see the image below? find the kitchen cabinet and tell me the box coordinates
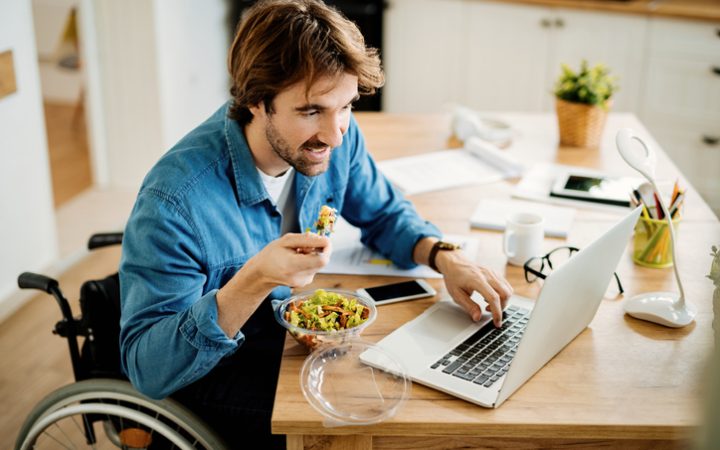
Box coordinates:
[383,0,647,113]
[640,17,720,214]
[463,2,647,112]
[382,0,466,113]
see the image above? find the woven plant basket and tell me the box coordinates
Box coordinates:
[555,98,610,148]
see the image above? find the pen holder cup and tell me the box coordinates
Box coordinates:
[632,215,681,268]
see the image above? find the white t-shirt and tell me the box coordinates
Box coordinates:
[257,167,298,234]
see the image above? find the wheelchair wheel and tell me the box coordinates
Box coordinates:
[15,378,227,450]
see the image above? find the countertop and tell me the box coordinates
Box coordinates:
[483,0,720,22]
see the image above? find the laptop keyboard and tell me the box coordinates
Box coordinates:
[430,305,530,388]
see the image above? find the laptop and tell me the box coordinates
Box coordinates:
[360,206,642,408]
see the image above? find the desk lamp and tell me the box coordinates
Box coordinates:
[616,128,696,327]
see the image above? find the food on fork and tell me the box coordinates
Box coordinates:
[314,205,337,236]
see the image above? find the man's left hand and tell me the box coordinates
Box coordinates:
[436,250,513,327]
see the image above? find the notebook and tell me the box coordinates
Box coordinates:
[360,207,642,408]
[470,198,576,238]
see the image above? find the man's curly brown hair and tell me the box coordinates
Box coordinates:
[227,0,385,124]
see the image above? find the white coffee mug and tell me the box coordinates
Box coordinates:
[503,212,544,266]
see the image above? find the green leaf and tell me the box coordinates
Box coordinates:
[553,60,618,106]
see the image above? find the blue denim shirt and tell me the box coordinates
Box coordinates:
[119,103,441,399]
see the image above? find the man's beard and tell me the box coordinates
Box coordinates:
[265,119,331,177]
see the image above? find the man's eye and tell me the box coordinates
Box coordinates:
[303,110,318,117]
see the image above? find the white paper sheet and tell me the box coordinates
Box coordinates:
[377,138,523,196]
[319,218,480,279]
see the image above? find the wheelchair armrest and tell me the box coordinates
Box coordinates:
[18,272,58,294]
[88,232,123,250]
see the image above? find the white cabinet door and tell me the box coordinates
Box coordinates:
[641,17,720,215]
[548,9,648,113]
[462,3,647,113]
[648,122,720,215]
[382,0,466,112]
[463,1,552,111]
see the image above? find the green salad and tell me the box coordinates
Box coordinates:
[284,290,369,331]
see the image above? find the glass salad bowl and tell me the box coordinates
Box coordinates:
[274,289,377,351]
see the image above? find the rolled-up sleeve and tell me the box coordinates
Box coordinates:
[119,191,242,399]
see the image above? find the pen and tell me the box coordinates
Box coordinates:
[653,192,664,220]
[629,193,639,208]
[633,189,651,219]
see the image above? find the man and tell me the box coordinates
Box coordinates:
[119,0,512,448]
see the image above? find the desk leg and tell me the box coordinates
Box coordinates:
[287,434,372,450]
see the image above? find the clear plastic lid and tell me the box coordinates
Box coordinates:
[300,340,410,426]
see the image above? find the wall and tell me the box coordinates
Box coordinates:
[0,0,59,319]
[154,0,230,150]
[86,0,229,190]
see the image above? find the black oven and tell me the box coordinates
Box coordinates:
[227,0,385,111]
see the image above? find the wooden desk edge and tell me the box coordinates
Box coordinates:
[273,420,696,441]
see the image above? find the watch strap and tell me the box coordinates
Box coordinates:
[428,240,460,273]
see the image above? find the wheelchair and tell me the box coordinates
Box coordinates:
[15,233,228,450]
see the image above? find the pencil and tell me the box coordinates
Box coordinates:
[653,192,664,220]
[670,179,680,207]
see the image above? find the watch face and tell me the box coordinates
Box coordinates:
[438,242,459,250]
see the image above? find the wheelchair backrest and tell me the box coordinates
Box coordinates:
[78,272,123,380]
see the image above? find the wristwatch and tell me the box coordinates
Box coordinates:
[428,240,460,273]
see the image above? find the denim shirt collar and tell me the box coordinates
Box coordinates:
[223,108,268,206]
[223,105,315,208]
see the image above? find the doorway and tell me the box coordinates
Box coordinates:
[32,0,93,208]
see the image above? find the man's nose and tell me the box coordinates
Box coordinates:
[318,114,345,148]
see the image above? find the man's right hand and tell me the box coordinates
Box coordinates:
[216,232,332,337]
[246,232,332,289]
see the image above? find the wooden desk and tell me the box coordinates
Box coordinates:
[271,113,720,449]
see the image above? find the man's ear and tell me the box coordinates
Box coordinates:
[248,102,265,120]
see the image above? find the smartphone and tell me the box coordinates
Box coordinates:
[357,279,436,306]
[549,172,638,207]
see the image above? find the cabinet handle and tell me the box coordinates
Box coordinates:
[541,18,552,28]
[712,66,720,76]
[554,18,565,28]
[702,135,720,146]
[716,28,720,38]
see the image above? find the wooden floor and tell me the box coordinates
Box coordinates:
[0,246,122,448]
[44,101,93,207]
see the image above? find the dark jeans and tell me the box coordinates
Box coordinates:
[172,298,287,450]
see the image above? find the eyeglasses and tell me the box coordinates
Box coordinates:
[523,246,624,294]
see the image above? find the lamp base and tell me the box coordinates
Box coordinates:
[624,292,696,328]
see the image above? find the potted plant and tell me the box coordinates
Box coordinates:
[554,60,617,148]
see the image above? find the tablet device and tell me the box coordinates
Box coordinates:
[549,172,638,207]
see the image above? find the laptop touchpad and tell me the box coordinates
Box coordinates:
[407,303,475,355]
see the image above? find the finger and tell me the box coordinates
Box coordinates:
[295,239,333,257]
[448,287,483,322]
[282,232,331,250]
[473,278,503,327]
[485,272,513,309]
[289,251,330,272]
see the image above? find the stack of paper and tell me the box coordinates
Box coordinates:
[378,137,523,195]
[319,218,480,278]
[470,198,576,238]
